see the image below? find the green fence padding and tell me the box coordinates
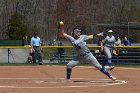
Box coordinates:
[0,40,23,46]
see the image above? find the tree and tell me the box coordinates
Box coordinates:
[6,13,29,40]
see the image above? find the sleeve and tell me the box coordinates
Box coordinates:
[30,37,33,46]
[67,35,75,42]
[40,38,42,46]
[80,35,89,40]
[113,36,116,42]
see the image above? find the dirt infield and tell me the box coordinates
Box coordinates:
[0,65,139,93]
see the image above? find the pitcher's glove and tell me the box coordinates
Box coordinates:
[97,32,104,36]
[113,47,120,56]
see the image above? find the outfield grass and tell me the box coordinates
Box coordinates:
[0,63,139,68]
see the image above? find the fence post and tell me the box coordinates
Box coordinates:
[8,48,10,63]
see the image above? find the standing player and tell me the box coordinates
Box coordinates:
[30,32,43,65]
[100,30,116,70]
[58,21,116,81]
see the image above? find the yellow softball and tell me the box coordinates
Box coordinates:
[59,21,64,26]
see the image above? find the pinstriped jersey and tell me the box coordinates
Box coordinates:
[103,35,115,48]
[67,35,90,56]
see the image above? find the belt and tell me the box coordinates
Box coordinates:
[79,52,90,57]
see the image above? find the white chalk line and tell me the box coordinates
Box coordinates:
[47,65,140,71]
[0,78,127,88]
[34,79,127,86]
[77,66,140,70]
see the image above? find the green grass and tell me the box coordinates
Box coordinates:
[114,63,140,68]
[0,63,140,68]
[0,63,34,66]
[0,63,67,66]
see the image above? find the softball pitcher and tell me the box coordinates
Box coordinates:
[58,22,116,81]
[102,30,116,70]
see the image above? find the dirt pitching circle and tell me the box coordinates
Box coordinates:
[0,78,127,88]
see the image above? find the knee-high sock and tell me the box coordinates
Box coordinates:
[106,58,112,67]
[100,67,111,78]
[66,68,72,79]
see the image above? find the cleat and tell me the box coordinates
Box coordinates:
[110,66,115,71]
[33,62,37,65]
[110,75,116,81]
[39,63,43,65]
